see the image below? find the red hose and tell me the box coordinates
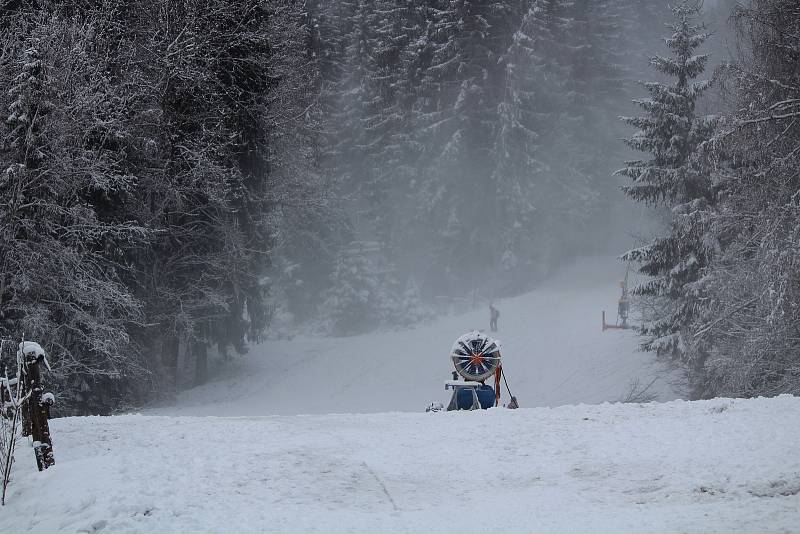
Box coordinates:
[494,365,502,407]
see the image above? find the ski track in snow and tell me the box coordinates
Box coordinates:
[4,397,800,533]
[152,256,680,417]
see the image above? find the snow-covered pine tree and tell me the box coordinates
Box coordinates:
[321,242,389,336]
[560,0,629,250]
[0,10,148,413]
[388,0,439,280]
[692,0,800,397]
[319,0,415,250]
[397,278,432,326]
[264,0,347,327]
[489,0,666,295]
[410,0,525,294]
[356,0,417,251]
[617,1,717,398]
[306,1,413,329]
[316,0,363,202]
[490,0,566,292]
[375,1,431,268]
[118,0,275,391]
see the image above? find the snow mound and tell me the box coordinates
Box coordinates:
[4,396,800,533]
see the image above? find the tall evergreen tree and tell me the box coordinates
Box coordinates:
[617,1,716,398]
[357,0,416,247]
[561,0,628,246]
[410,0,524,294]
[490,0,567,291]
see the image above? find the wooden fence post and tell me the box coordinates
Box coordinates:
[24,353,54,470]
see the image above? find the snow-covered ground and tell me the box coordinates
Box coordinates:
[10,256,797,533]
[153,256,679,417]
[5,397,800,533]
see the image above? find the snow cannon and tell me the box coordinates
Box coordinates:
[451,331,501,382]
[444,331,502,411]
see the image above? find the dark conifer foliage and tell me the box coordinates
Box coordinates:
[491,0,570,290]
[128,0,275,393]
[0,0,327,412]
[0,7,149,412]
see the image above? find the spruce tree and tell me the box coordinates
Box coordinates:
[617,1,716,398]
[491,0,565,291]
[321,242,392,336]
[114,0,275,391]
[358,0,415,248]
[411,0,524,293]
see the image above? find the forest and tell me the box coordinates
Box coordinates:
[0,0,797,414]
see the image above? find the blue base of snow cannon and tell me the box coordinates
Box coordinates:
[456,385,495,410]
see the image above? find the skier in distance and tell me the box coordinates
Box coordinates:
[489,303,500,332]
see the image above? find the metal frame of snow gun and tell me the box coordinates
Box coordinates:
[603,263,633,332]
[602,310,631,331]
[444,380,484,411]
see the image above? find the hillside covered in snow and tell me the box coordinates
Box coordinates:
[3,257,798,533]
[5,397,800,533]
[151,257,679,417]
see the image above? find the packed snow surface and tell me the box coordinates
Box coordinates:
[156,256,679,417]
[4,257,798,532]
[5,396,800,533]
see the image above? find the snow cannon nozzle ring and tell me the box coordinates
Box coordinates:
[450,330,501,382]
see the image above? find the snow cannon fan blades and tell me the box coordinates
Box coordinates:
[450,331,501,382]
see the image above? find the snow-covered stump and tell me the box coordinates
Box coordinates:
[19,343,55,471]
[26,356,54,471]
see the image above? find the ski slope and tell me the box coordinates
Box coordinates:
[5,397,800,533]
[5,257,798,533]
[154,256,679,417]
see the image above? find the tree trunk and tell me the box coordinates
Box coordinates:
[145,331,175,401]
[689,347,709,401]
[193,341,208,387]
[162,334,180,398]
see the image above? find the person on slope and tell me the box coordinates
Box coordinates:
[489,303,500,332]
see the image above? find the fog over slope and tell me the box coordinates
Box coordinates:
[153,257,678,417]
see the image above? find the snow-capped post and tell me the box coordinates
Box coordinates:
[18,342,55,470]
